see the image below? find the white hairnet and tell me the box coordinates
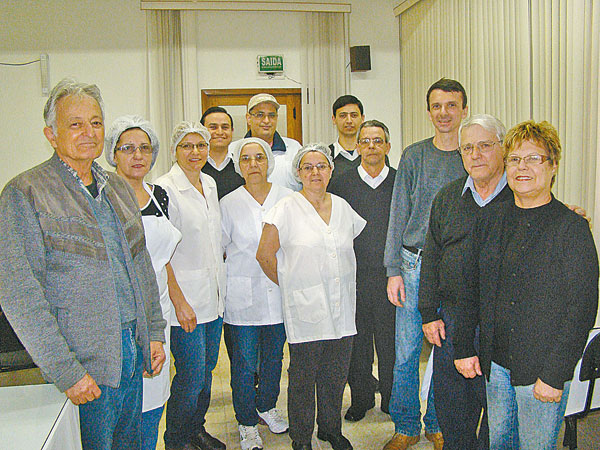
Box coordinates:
[170,121,211,158]
[230,137,275,178]
[291,143,334,183]
[104,115,160,169]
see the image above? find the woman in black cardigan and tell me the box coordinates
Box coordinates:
[453,120,598,450]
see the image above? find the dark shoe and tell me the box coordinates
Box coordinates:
[190,426,226,450]
[344,401,374,422]
[291,441,312,450]
[316,430,353,450]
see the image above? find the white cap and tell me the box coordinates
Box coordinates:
[248,93,280,112]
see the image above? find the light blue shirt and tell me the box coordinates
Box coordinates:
[462,172,508,207]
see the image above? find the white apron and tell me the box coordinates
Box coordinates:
[141,182,182,412]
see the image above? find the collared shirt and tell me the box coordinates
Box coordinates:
[357,164,389,189]
[220,184,293,326]
[332,140,359,161]
[462,172,508,207]
[264,192,366,343]
[155,163,225,324]
[206,153,232,171]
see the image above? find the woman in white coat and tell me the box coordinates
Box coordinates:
[155,121,226,450]
[257,143,366,450]
[221,138,293,450]
[105,115,182,450]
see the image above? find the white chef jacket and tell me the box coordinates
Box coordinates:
[263,192,366,344]
[140,182,182,412]
[220,184,293,326]
[155,163,225,325]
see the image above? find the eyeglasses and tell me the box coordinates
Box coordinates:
[116,144,153,155]
[460,140,499,155]
[249,112,278,120]
[299,163,331,173]
[358,137,386,146]
[505,154,553,166]
[240,153,268,164]
[178,142,208,151]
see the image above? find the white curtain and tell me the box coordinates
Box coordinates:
[146,10,184,180]
[398,0,600,224]
[301,12,347,144]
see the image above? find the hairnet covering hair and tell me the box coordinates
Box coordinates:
[230,137,275,177]
[104,115,160,169]
[170,121,211,157]
[291,143,334,183]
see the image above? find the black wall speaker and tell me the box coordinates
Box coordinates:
[350,45,371,72]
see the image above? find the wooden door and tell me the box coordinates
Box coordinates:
[201,88,302,144]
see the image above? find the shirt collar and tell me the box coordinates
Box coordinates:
[170,162,215,196]
[56,154,108,196]
[244,130,286,153]
[462,171,508,207]
[333,140,359,161]
[207,153,232,171]
[357,164,389,189]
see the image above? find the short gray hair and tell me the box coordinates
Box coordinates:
[291,143,334,183]
[357,120,390,143]
[459,114,506,145]
[43,78,104,133]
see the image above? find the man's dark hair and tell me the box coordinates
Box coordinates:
[426,78,467,111]
[332,95,364,116]
[200,106,234,128]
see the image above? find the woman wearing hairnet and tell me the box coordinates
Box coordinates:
[105,115,182,450]
[220,138,293,450]
[155,121,226,450]
[257,144,366,450]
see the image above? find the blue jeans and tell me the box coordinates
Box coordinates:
[487,362,570,450]
[79,326,144,450]
[227,323,287,426]
[142,405,164,450]
[164,317,223,448]
[389,248,439,436]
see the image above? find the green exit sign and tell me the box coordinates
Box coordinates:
[258,55,284,73]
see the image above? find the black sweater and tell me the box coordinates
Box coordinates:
[201,159,244,200]
[329,166,396,284]
[455,196,598,389]
[419,176,513,324]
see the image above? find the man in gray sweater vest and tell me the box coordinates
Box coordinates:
[0,79,166,450]
[382,78,468,450]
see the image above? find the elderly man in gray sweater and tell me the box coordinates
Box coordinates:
[0,78,166,450]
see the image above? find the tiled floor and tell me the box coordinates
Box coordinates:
[156,339,436,450]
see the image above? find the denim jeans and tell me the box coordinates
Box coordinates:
[227,323,287,426]
[487,362,570,450]
[164,317,223,448]
[79,326,144,450]
[142,405,164,450]
[389,247,439,436]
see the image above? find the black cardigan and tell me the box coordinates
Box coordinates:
[454,196,599,389]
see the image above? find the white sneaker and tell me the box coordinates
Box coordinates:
[257,408,289,434]
[238,424,263,450]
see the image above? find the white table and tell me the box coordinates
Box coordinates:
[0,383,81,450]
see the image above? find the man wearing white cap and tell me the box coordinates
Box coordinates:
[233,93,302,190]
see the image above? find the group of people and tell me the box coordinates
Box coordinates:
[0,75,597,450]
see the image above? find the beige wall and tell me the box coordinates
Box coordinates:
[0,0,402,188]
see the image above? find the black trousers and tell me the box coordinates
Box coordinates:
[347,273,396,410]
[287,336,353,444]
[433,306,489,450]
